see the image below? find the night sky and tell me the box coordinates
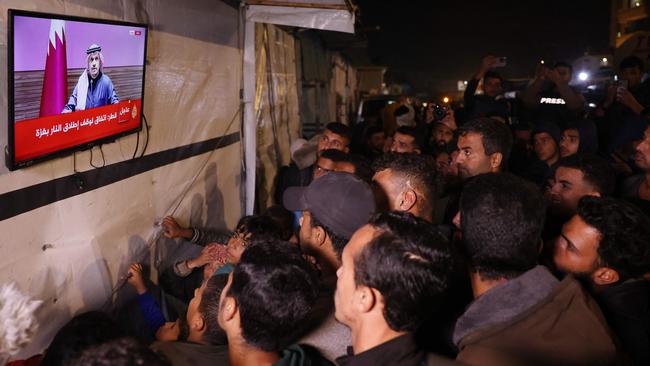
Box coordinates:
[355,0,612,94]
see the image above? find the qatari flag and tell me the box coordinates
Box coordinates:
[39,19,68,117]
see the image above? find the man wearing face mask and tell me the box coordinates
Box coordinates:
[63,44,119,113]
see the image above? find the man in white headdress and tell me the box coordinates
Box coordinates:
[62,44,119,113]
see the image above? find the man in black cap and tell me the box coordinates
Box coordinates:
[63,43,119,113]
[283,171,375,362]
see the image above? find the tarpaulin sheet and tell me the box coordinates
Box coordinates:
[254,23,301,209]
[0,0,243,359]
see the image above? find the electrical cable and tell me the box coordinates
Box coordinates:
[72,151,78,173]
[132,123,141,159]
[140,113,150,158]
[101,105,242,311]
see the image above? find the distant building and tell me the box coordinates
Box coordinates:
[612,0,650,64]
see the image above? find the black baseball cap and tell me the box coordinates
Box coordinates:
[283,172,375,239]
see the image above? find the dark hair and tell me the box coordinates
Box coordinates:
[577,196,650,281]
[364,124,384,139]
[620,55,644,72]
[263,205,295,241]
[431,145,450,159]
[199,274,229,345]
[484,70,503,83]
[372,152,439,212]
[458,118,513,162]
[460,173,545,280]
[70,337,170,366]
[40,311,124,366]
[235,215,282,240]
[394,105,411,117]
[555,154,615,195]
[319,148,349,163]
[553,61,573,73]
[347,154,374,183]
[325,122,352,143]
[227,240,319,352]
[512,122,532,132]
[357,211,454,332]
[446,137,459,153]
[310,215,349,258]
[395,126,426,150]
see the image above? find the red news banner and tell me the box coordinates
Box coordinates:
[14,99,142,163]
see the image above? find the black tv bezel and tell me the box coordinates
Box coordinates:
[6,9,149,171]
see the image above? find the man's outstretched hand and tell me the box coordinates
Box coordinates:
[162,216,193,239]
[477,55,498,79]
[127,263,147,295]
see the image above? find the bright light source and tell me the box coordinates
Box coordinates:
[588,103,597,108]
[602,57,608,63]
[617,31,622,38]
[422,102,428,107]
[463,80,468,85]
[578,72,589,81]
[540,60,545,64]
[442,97,450,104]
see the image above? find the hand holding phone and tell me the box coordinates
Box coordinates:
[494,56,507,67]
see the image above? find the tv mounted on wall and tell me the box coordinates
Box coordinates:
[6,9,148,170]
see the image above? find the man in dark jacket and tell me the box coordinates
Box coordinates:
[453,173,619,366]
[553,196,650,366]
[217,240,330,366]
[463,56,510,121]
[521,61,584,128]
[334,211,463,366]
[524,121,562,187]
[284,172,376,362]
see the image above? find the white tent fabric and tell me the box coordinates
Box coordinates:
[246,5,355,34]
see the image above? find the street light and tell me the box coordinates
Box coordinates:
[578,72,589,81]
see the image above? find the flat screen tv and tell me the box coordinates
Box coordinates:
[6,10,148,170]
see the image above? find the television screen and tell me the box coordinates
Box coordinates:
[6,10,148,170]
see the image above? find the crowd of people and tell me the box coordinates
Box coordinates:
[2,54,650,366]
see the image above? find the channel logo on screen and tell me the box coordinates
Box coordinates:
[129,30,142,36]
